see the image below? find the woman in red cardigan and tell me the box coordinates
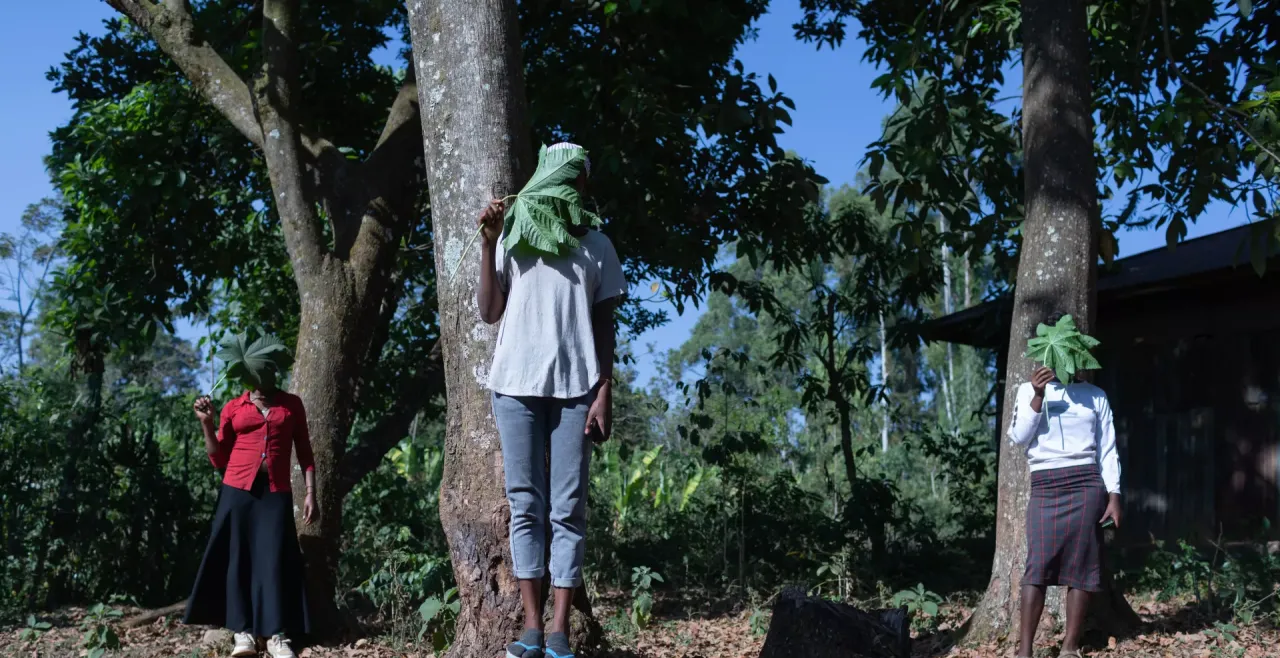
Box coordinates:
[184,367,315,658]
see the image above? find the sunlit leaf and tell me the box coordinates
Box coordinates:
[1024,315,1101,383]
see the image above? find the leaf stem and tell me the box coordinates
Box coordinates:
[209,371,227,397]
[449,225,485,283]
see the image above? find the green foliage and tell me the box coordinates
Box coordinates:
[0,335,214,620]
[891,584,943,633]
[1024,314,1101,384]
[798,0,1280,276]
[629,566,664,631]
[748,606,771,637]
[1124,533,1280,625]
[417,587,460,652]
[17,615,52,643]
[502,144,601,257]
[79,603,123,657]
[212,331,293,392]
[614,444,664,530]
[340,419,454,644]
[1204,621,1246,658]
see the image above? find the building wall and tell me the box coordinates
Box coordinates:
[1095,276,1280,544]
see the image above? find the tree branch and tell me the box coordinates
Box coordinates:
[351,270,405,409]
[344,81,423,274]
[337,339,444,497]
[256,0,326,276]
[373,77,420,156]
[1157,0,1280,166]
[105,0,264,149]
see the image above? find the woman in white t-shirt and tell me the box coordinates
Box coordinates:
[475,143,626,658]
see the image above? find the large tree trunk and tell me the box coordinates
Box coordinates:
[288,284,366,632]
[966,0,1135,642]
[408,1,533,655]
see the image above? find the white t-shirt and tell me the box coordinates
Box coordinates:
[1008,381,1122,494]
[488,229,627,399]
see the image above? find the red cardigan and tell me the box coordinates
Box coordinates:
[211,391,315,492]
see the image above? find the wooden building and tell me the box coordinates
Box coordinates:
[921,225,1280,543]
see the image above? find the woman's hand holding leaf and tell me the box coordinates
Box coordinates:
[193,396,216,426]
[478,199,505,245]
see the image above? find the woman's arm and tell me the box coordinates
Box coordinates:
[1007,382,1044,445]
[477,200,507,324]
[293,399,317,525]
[1098,392,1123,526]
[592,298,618,384]
[194,396,234,469]
[1097,394,1121,494]
[585,297,618,440]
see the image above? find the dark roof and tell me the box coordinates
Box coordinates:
[921,224,1279,347]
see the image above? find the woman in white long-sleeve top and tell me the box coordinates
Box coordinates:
[1007,314,1122,658]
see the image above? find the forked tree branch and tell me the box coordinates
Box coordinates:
[108,0,428,281]
[105,0,264,149]
[346,80,423,275]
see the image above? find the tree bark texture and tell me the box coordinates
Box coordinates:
[967,0,1111,642]
[408,1,533,655]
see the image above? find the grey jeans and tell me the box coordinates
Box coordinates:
[492,391,593,589]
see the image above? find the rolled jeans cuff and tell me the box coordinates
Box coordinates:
[552,576,583,589]
[515,568,546,581]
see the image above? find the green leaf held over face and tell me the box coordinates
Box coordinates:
[1024,314,1101,384]
[212,331,293,392]
[502,144,602,257]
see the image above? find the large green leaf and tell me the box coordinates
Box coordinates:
[502,144,602,256]
[213,331,293,391]
[1024,315,1101,384]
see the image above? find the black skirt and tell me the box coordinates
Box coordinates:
[1023,464,1108,592]
[184,472,311,637]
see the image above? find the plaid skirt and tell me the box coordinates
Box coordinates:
[1023,464,1108,592]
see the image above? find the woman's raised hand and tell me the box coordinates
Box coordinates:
[193,396,216,425]
[1030,366,1055,397]
[478,199,505,245]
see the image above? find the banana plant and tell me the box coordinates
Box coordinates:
[614,445,663,531]
[679,465,706,513]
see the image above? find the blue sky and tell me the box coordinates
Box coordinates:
[1,1,1249,387]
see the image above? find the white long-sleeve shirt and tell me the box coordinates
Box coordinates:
[1008,381,1121,494]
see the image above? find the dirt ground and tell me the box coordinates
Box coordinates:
[2,595,1276,658]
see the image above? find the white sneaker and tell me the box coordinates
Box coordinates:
[231,632,257,657]
[266,633,297,658]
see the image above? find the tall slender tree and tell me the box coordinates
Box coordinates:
[968,0,1135,640]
